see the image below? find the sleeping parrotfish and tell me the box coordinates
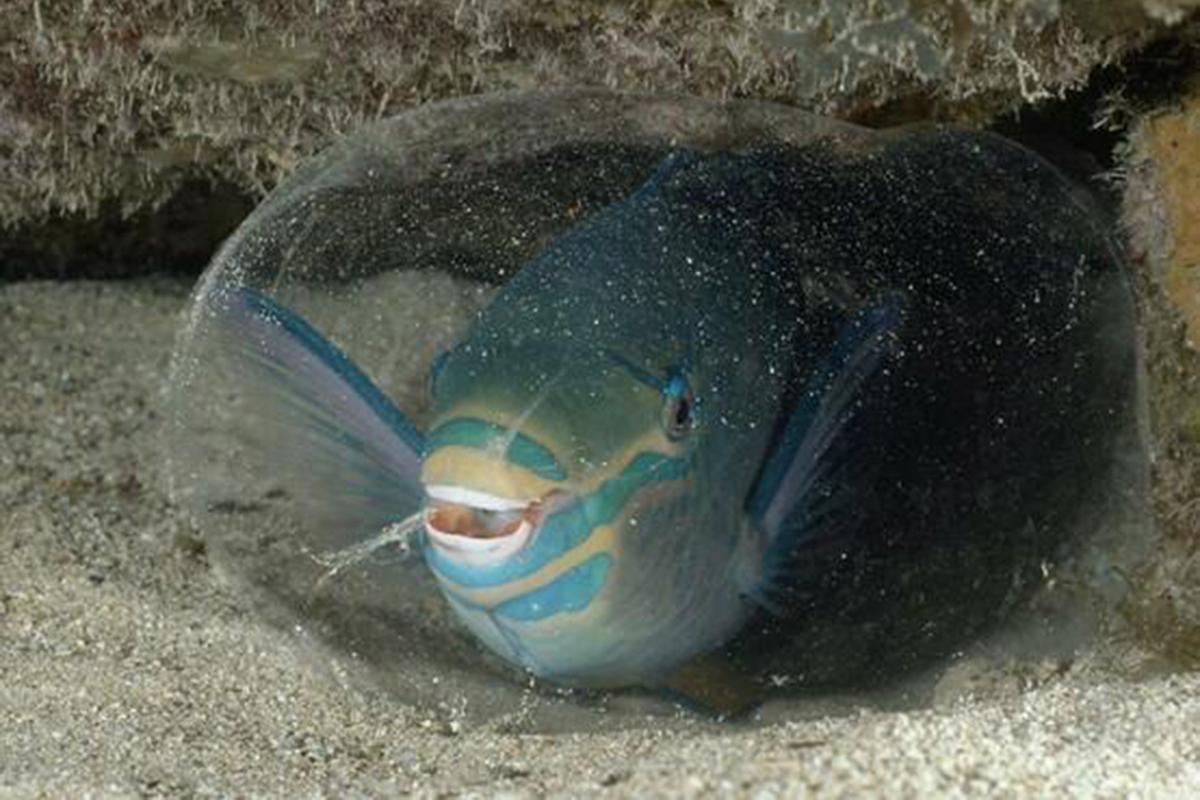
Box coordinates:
[200,135,1129,699]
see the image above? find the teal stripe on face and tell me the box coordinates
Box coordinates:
[493,553,613,622]
[425,417,567,481]
[424,450,691,588]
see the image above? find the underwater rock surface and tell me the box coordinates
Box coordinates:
[4,0,1193,238]
[1120,79,1200,669]
[167,92,1143,719]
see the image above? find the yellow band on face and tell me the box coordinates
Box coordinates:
[422,416,683,496]
[421,446,562,501]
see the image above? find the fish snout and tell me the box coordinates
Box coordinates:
[423,484,570,563]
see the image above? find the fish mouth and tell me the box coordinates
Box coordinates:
[423,485,567,560]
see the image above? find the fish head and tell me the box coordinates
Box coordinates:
[420,335,701,569]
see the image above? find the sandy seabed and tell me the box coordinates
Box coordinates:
[3,279,1199,797]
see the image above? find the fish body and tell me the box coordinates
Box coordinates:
[418,152,838,685]
[199,132,1130,693]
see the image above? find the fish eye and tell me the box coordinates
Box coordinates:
[661,373,695,440]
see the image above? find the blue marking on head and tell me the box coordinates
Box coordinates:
[424,450,691,588]
[427,347,454,401]
[424,418,567,481]
[492,553,613,622]
[663,373,689,400]
[607,352,701,437]
[605,349,665,392]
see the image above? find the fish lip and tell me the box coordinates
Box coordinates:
[422,487,571,561]
[425,485,529,511]
[423,517,535,561]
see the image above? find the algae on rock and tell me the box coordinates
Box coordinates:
[0,0,1195,245]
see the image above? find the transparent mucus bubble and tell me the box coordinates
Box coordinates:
[165,90,1149,728]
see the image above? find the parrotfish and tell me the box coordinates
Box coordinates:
[200,134,1129,700]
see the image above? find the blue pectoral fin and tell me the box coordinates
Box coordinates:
[202,281,426,544]
[747,295,905,603]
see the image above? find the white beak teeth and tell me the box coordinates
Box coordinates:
[422,484,541,563]
[425,484,530,511]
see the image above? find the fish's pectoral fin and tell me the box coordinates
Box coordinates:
[657,650,764,720]
[745,295,906,605]
[201,281,427,549]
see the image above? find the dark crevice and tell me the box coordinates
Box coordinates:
[0,177,255,283]
[994,29,1200,162]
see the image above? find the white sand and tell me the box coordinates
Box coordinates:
[3,279,1198,797]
